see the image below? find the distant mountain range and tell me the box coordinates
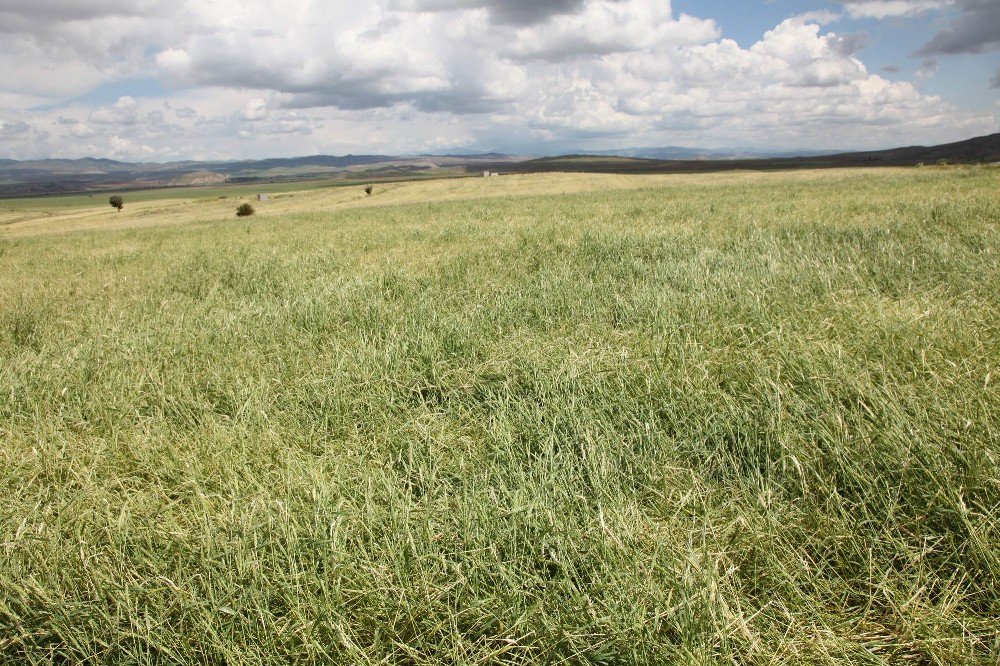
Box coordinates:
[1,133,997,197]
[586,146,838,160]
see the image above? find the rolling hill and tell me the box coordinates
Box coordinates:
[500,133,1000,175]
[0,154,523,197]
[1,133,997,197]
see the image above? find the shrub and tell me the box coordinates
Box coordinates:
[364,185,373,195]
[937,159,949,166]
[109,195,124,211]
[236,203,255,217]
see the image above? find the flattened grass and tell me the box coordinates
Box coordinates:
[1,169,998,664]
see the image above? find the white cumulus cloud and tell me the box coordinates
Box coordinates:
[240,98,269,122]
[0,0,995,159]
[89,96,140,125]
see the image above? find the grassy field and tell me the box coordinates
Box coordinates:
[1,168,998,664]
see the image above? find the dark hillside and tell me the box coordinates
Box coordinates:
[488,133,1000,175]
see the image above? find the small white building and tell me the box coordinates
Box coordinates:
[257,193,269,201]
[482,170,491,177]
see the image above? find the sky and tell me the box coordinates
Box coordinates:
[0,0,997,161]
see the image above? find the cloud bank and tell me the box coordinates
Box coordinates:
[0,0,995,160]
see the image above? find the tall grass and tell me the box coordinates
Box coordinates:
[1,169,998,664]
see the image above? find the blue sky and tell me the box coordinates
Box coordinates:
[0,0,997,160]
[678,1,998,97]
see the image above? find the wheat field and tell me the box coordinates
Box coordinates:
[1,168,998,664]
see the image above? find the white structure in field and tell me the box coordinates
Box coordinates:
[257,193,269,201]
[483,171,500,177]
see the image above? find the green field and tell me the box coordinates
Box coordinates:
[1,168,998,664]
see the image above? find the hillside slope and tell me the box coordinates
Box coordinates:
[499,133,1000,175]
[2,133,997,197]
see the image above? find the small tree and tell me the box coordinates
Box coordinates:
[236,203,255,217]
[364,184,373,195]
[109,195,124,212]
